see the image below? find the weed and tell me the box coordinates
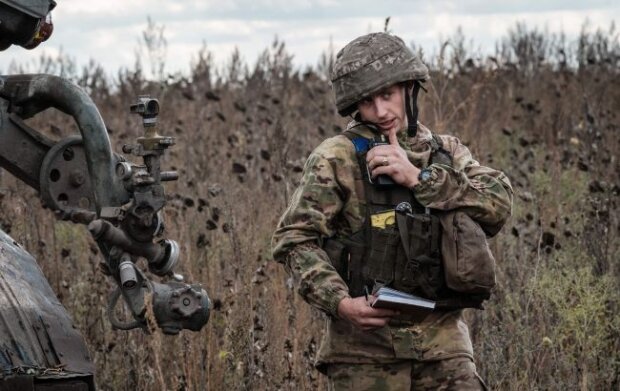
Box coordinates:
[1,22,618,390]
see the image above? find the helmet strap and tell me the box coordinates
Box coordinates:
[405,81,421,137]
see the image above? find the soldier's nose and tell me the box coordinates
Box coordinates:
[374,99,389,119]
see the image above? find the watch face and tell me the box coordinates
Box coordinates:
[420,169,432,182]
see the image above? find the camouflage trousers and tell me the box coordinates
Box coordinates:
[326,356,487,391]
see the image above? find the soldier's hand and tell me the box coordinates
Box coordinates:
[366,129,421,188]
[337,296,399,331]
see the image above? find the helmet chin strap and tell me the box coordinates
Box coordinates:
[405,81,422,137]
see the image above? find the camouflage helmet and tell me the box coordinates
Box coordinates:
[331,32,429,117]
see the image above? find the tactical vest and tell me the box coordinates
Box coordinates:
[323,129,488,309]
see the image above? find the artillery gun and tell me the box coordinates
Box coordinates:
[0,2,211,390]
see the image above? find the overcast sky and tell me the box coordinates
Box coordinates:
[1,0,618,77]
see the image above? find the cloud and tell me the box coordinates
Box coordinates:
[1,1,618,76]
[57,0,151,15]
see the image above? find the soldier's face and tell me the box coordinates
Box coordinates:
[357,84,406,135]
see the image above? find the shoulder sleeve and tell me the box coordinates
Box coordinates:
[413,135,514,236]
[271,135,355,316]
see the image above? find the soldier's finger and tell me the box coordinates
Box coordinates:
[365,149,379,165]
[388,128,399,146]
[366,156,379,170]
[359,304,398,318]
[359,316,390,328]
[370,165,394,178]
[365,156,378,171]
[367,144,395,160]
[369,307,399,318]
[369,155,393,170]
[366,148,375,161]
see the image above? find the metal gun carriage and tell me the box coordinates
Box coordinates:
[0,2,211,389]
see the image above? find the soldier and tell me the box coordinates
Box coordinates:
[272,32,513,390]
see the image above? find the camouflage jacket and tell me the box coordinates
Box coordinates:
[271,121,513,366]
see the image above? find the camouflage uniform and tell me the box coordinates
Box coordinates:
[272,122,512,389]
[272,33,513,390]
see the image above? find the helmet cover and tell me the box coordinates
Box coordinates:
[331,32,429,116]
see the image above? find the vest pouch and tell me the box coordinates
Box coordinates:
[440,211,496,294]
[323,235,366,296]
[396,212,443,298]
[367,226,400,287]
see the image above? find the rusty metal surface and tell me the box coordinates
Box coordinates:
[0,228,95,380]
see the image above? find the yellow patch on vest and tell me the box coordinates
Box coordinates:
[370,210,396,229]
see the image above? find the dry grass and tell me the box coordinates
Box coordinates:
[1,24,618,390]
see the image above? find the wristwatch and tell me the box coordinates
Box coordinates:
[418,167,433,183]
